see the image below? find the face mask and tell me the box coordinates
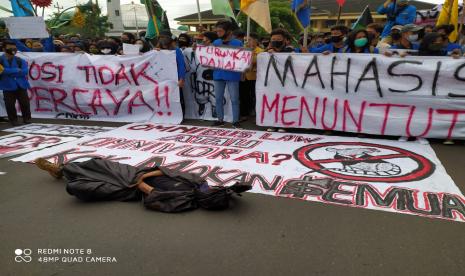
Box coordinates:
[367,33,376,41]
[429,44,444,52]
[354,37,368,48]
[262,41,269,48]
[392,33,401,40]
[101,48,112,54]
[408,34,418,42]
[5,49,17,55]
[196,39,203,45]
[178,41,189,48]
[32,48,43,52]
[324,38,331,44]
[271,40,284,49]
[331,35,343,43]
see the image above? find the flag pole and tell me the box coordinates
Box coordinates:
[336,5,342,25]
[196,0,203,30]
[458,0,465,43]
[246,15,251,47]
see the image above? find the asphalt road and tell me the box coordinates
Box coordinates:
[0,118,464,276]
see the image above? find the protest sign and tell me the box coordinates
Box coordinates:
[123,43,140,55]
[4,123,115,137]
[5,16,49,39]
[17,51,182,124]
[13,123,465,223]
[195,45,253,72]
[0,133,76,158]
[256,53,465,139]
[183,48,233,122]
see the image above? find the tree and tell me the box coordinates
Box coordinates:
[237,0,302,39]
[47,2,110,38]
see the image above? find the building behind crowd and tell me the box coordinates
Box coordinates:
[175,0,436,33]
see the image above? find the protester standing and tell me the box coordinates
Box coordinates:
[311,25,349,54]
[377,0,417,38]
[242,33,263,120]
[0,41,31,126]
[212,20,243,128]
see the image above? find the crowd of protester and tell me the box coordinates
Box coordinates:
[1,0,464,144]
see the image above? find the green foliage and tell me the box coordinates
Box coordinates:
[237,0,302,39]
[47,3,111,38]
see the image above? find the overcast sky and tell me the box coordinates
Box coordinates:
[0,0,448,28]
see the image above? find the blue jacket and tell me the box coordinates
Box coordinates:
[377,4,416,37]
[175,47,186,80]
[13,36,55,52]
[0,55,30,91]
[212,38,243,82]
[390,42,420,50]
[311,43,348,53]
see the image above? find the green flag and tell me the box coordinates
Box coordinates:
[211,0,235,18]
[142,0,170,39]
[351,5,373,31]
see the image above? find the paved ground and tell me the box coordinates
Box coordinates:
[0,118,464,276]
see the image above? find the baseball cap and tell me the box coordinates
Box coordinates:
[401,24,423,33]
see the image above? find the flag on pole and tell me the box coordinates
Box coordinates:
[351,5,374,31]
[436,0,459,42]
[141,0,170,39]
[241,0,272,33]
[336,0,346,7]
[211,0,235,18]
[291,0,311,28]
[9,0,35,16]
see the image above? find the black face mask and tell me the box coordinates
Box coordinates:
[367,33,376,41]
[262,41,270,48]
[178,41,189,48]
[391,33,401,40]
[271,40,284,49]
[5,49,17,55]
[324,38,331,44]
[429,44,444,52]
[331,35,343,43]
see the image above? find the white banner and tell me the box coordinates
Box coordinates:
[0,133,77,158]
[13,123,465,223]
[256,53,465,139]
[183,48,233,122]
[16,52,182,124]
[195,45,253,72]
[4,123,115,137]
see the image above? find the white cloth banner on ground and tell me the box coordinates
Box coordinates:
[183,48,233,122]
[4,123,115,137]
[13,123,465,223]
[16,51,182,124]
[195,45,253,72]
[0,133,77,158]
[256,53,465,139]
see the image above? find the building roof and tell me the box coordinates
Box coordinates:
[310,0,435,15]
[175,0,436,21]
[174,9,230,21]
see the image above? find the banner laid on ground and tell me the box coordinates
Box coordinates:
[13,123,465,222]
[16,51,182,124]
[183,48,233,122]
[195,45,253,72]
[0,133,77,158]
[256,53,465,139]
[4,123,115,137]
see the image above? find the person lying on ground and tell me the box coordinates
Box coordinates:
[34,158,251,213]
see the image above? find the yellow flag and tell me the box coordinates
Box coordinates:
[241,0,256,9]
[436,0,459,42]
[241,0,272,33]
